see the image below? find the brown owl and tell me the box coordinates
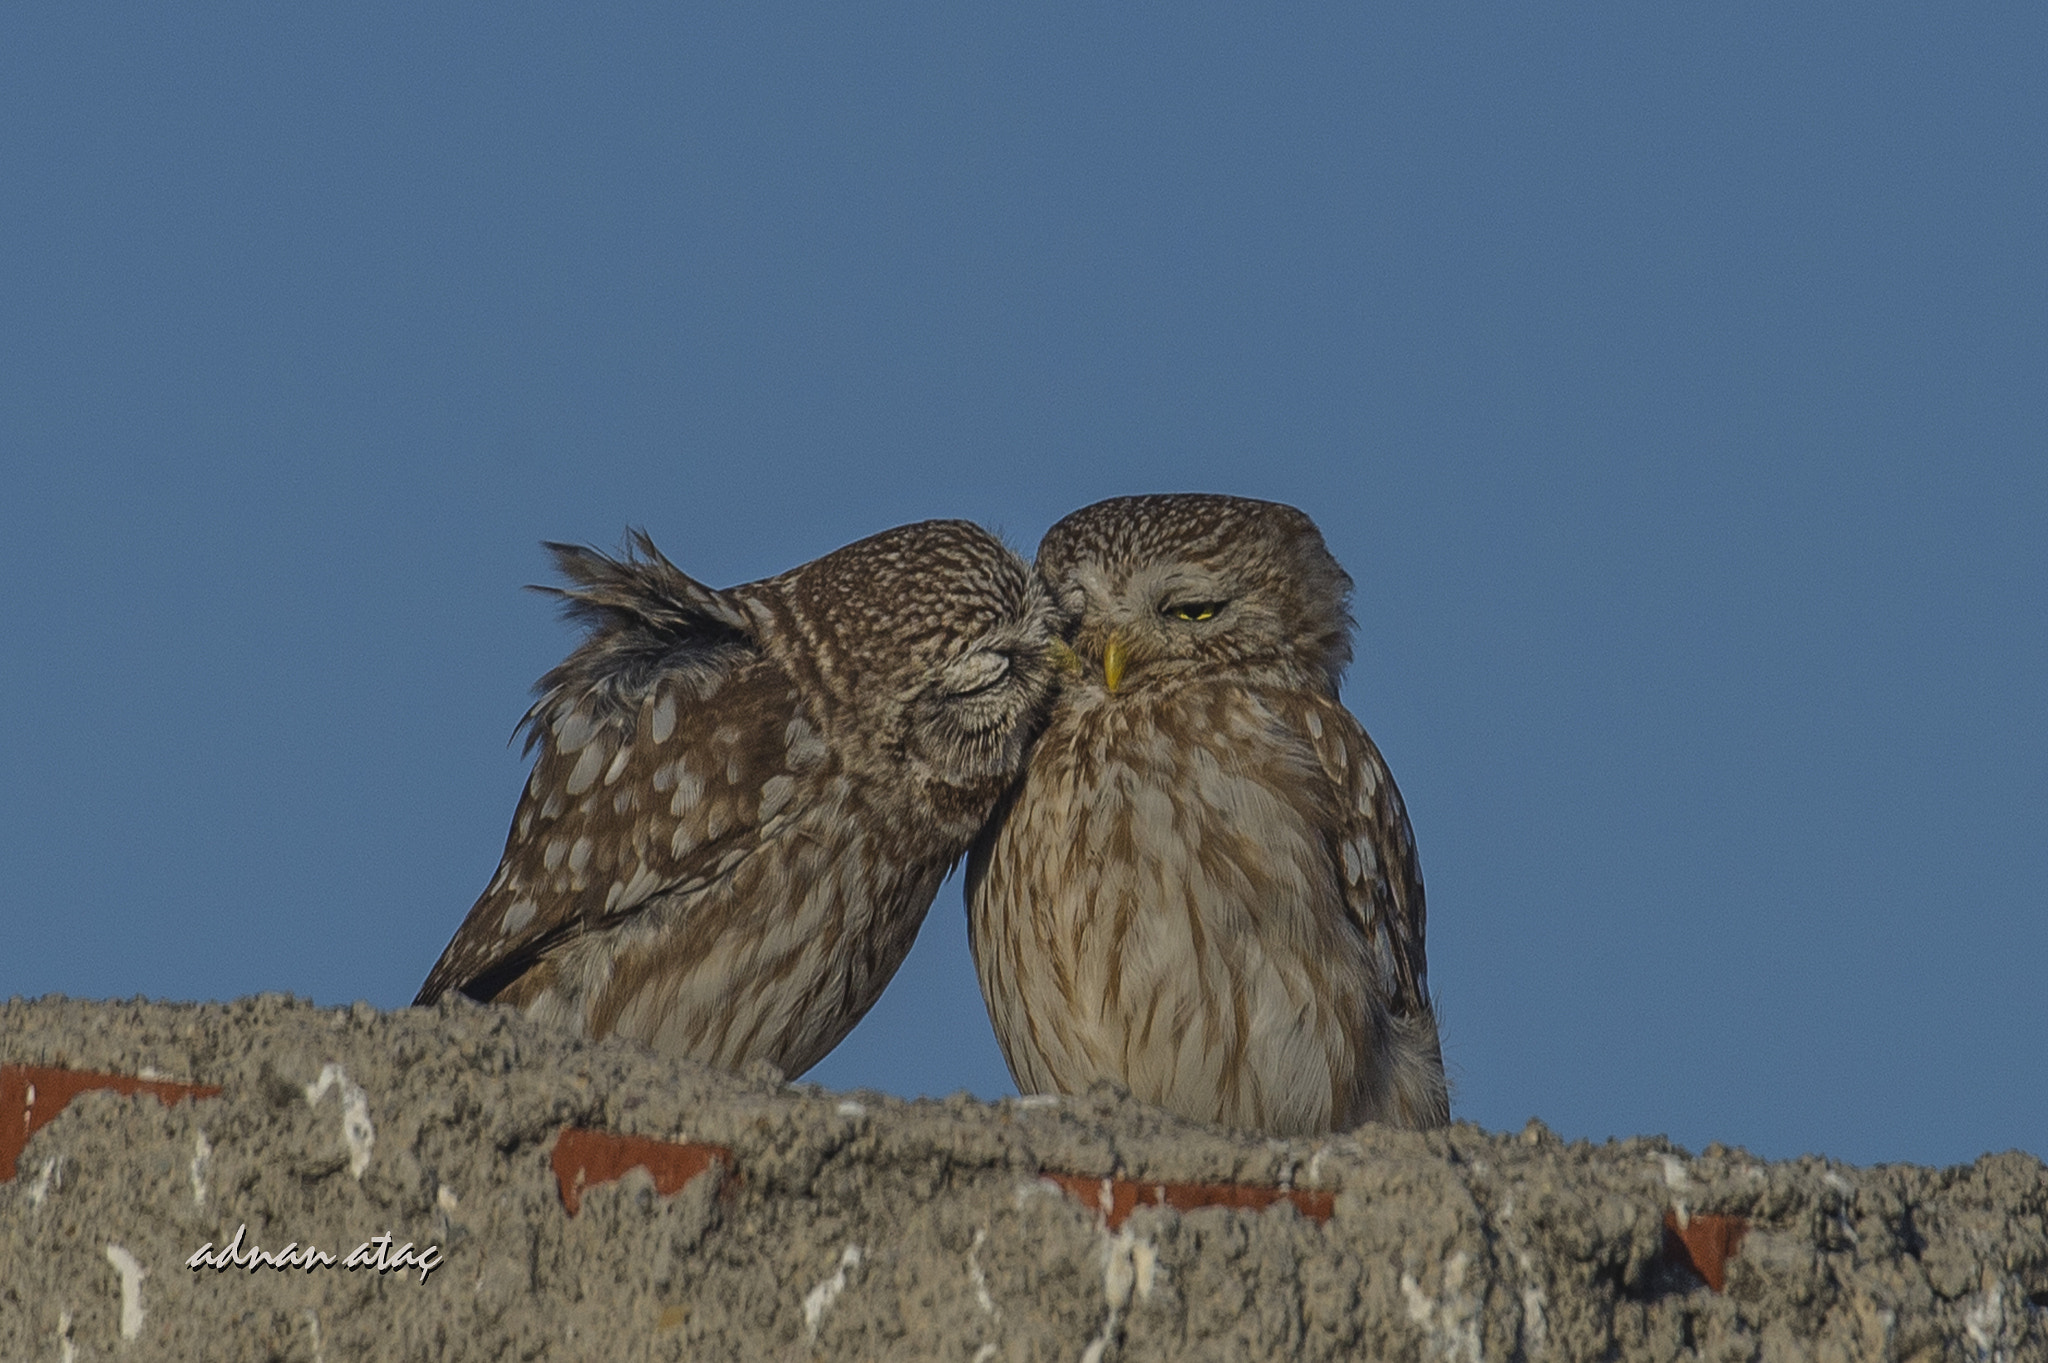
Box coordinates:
[966,494,1448,1135]
[418,521,1055,1080]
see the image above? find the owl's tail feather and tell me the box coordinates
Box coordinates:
[1386,1005,1452,1130]
[518,530,757,747]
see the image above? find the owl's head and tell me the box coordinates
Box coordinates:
[1035,493,1354,698]
[767,519,1058,834]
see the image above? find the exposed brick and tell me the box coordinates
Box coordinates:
[549,1126,734,1216]
[1662,1210,1749,1292]
[1,1063,222,1182]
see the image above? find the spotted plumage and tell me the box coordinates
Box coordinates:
[967,494,1448,1135]
[419,521,1055,1079]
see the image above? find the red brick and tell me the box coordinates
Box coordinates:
[1,1063,222,1181]
[549,1127,734,1216]
[1662,1210,1749,1292]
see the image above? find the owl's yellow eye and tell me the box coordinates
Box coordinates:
[1163,601,1224,622]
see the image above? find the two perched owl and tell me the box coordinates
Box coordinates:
[419,495,1447,1134]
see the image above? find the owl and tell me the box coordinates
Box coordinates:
[966,493,1448,1136]
[417,520,1055,1080]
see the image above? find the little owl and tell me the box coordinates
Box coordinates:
[967,493,1448,1135]
[418,521,1055,1079]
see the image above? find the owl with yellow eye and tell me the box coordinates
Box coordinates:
[968,493,1449,1136]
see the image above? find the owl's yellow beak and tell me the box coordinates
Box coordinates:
[1101,633,1129,694]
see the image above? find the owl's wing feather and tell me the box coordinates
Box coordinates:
[416,536,811,1007]
[1297,693,1431,1021]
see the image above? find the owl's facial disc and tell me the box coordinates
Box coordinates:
[937,648,1012,698]
[1071,562,1241,694]
[904,613,1057,796]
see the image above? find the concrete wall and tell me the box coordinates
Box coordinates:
[3,995,2042,1361]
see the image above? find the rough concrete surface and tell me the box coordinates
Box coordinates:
[2,995,2043,1361]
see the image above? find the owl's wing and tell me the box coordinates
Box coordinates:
[416,534,814,1007]
[1296,693,1432,1021]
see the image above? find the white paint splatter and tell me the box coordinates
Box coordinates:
[436,1184,460,1213]
[190,1131,211,1207]
[1014,1179,1064,1209]
[836,1100,866,1118]
[1011,1093,1060,1109]
[302,1309,326,1363]
[57,1309,75,1363]
[24,1156,56,1208]
[1660,1155,1689,1189]
[967,1227,997,1317]
[802,1244,863,1342]
[1520,1284,1549,1358]
[303,1064,375,1179]
[1081,1225,1158,1363]
[1964,1273,2013,1361]
[1401,1252,1483,1363]
[105,1243,146,1341]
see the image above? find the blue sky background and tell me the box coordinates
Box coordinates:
[3,7,2041,1169]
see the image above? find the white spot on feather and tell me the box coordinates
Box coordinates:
[759,775,797,820]
[565,744,606,795]
[670,768,705,814]
[612,864,662,915]
[785,716,828,770]
[603,746,632,785]
[554,710,601,752]
[568,837,592,876]
[649,696,677,744]
[500,899,538,934]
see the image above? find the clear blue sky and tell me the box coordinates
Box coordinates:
[3,7,2040,1169]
